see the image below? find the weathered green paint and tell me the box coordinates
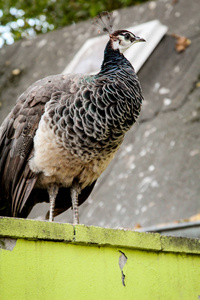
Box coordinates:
[1,217,200,299]
[0,217,74,241]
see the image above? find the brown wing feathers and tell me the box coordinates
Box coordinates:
[0,84,47,216]
[0,75,97,217]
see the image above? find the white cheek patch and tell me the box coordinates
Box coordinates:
[112,40,129,54]
[112,38,132,54]
[112,40,120,50]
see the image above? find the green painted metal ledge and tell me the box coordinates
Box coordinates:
[1,217,200,299]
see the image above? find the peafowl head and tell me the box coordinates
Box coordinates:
[109,30,145,53]
[93,11,145,54]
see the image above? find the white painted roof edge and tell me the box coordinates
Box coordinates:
[62,19,168,75]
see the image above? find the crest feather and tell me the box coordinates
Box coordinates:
[92,11,115,34]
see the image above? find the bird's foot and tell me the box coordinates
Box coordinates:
[71,181,81,225]
[48,185,59,222]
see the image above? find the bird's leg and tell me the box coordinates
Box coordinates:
[70,181,81,225]
[47,185,59,222]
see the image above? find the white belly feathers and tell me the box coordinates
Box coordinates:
[29,115,116,189]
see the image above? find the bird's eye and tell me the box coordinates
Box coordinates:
[124,33,131,40]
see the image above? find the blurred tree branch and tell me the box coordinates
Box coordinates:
[0,0,147,47]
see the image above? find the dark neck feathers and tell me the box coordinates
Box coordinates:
[99,40,133,74]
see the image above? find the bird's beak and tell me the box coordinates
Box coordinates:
[135,36,146,43]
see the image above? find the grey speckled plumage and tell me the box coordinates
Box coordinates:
[0,12,145,222]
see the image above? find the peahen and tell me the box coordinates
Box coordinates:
[0,12,145,223]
